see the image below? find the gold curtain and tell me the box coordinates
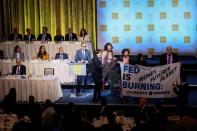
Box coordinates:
[0,0,97,48]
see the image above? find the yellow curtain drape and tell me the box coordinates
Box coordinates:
[0,0,97,48]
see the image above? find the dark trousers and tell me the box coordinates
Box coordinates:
[93,77,102,100]
[76,75,87,94]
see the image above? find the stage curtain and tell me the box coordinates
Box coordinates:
[0,0,97,48]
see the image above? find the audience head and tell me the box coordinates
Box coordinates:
[81,42,87,50]
[100,97,108,107]
[68,27,73,33]
[14,45,21,53]
[93,49,102,57]
[26,28,32,35]
[104,43,113,51]
[8,88,16,98]
[139,97,147,107]
[42,27,48,34]
[13,27,19,34]
[122,48,130,57]
[56,29,61,36]
[80,28,87,37]
[16,58,22,65]
[166,46,172,55]
[137,53,144,61]
[59,47,64,54]
[29,95,35,104]
[44,99,53,108]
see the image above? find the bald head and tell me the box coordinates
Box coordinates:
[16,58,22,65]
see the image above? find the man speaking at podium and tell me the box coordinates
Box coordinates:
[75,42,91,96]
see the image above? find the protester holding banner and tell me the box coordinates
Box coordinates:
[121,48,133,65]
[136,53,147,66]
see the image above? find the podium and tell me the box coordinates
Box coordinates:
[68,63,87,97]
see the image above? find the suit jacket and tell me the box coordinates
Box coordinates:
[12,52,25,60]
[173,82,189,107]
[9,33,23,41]
[54,35,64,42]
[65,33,77,41]
[0,50,4,59]
[75,49,91,63]
[160,53,179,65]
[55,53,68,60]
[11,65,26,75]
[24,34,36,41]
[91,55,102,79]
[37,33,52,41]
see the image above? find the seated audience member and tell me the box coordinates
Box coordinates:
[12,45,25,60]
[173,75,189,116]
[65,27,77,41]
[36,45,49,60]
[24,28,36,41]
[0,50,4,59]
[27,96,42,130]
[54,29,64,42]
[13,112,32,131]
[121,48,133,64]
[136,53,147,66]
[9,27,23,41]
[2,88,16,114]
[152,102,168,131]
[11,58,26,75]
[135,97,152,131]
[160,46,179,65]
[78,28,90,42]
[101,113,122,131]
[42,99,56,131]
[55,47,68,60]
[37,27,52,41]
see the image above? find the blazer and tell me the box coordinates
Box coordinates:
[91,55,102,79]
[160,53,179,65]
[65,33,77,41]
[24,34,36,41]
[9,33,23,41]
[37,33,52,41]
[11,65,26,75]
[12,52,25,60]
[36,53,49,60]
[0,50,4,59]
[55,53,68,60]
[75,49,91,63]
[78,35,90,42]
[54,35,64,42]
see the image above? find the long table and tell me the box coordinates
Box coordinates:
[0,60,75,83]
[0,41,92,60]
[0,76,63,102]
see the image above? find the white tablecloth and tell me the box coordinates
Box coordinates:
[0,60,75,83]
[0,76,63,102]
[0,41,92,60]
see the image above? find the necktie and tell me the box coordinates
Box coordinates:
[16,66,20,75]
[69,34,72,41]
[82,50,85,60]
[14,34,18,41]
[60,54,63,60]
[168,54,171,64]
[28,35,31,41]
[42,34,46,41]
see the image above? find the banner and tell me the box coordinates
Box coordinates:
[121,62,181,98]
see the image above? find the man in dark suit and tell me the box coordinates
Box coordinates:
[91,49,102,102]
[37,27,52,41]
[160,46,179,65]
[9,27,23,41]
[55,47,68,60]
[0,50,4,59]
[65,27,77,41]
[54,29,64,42]
[24,28,36,42]
[11,58,26,75]
[75,42,91,96]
